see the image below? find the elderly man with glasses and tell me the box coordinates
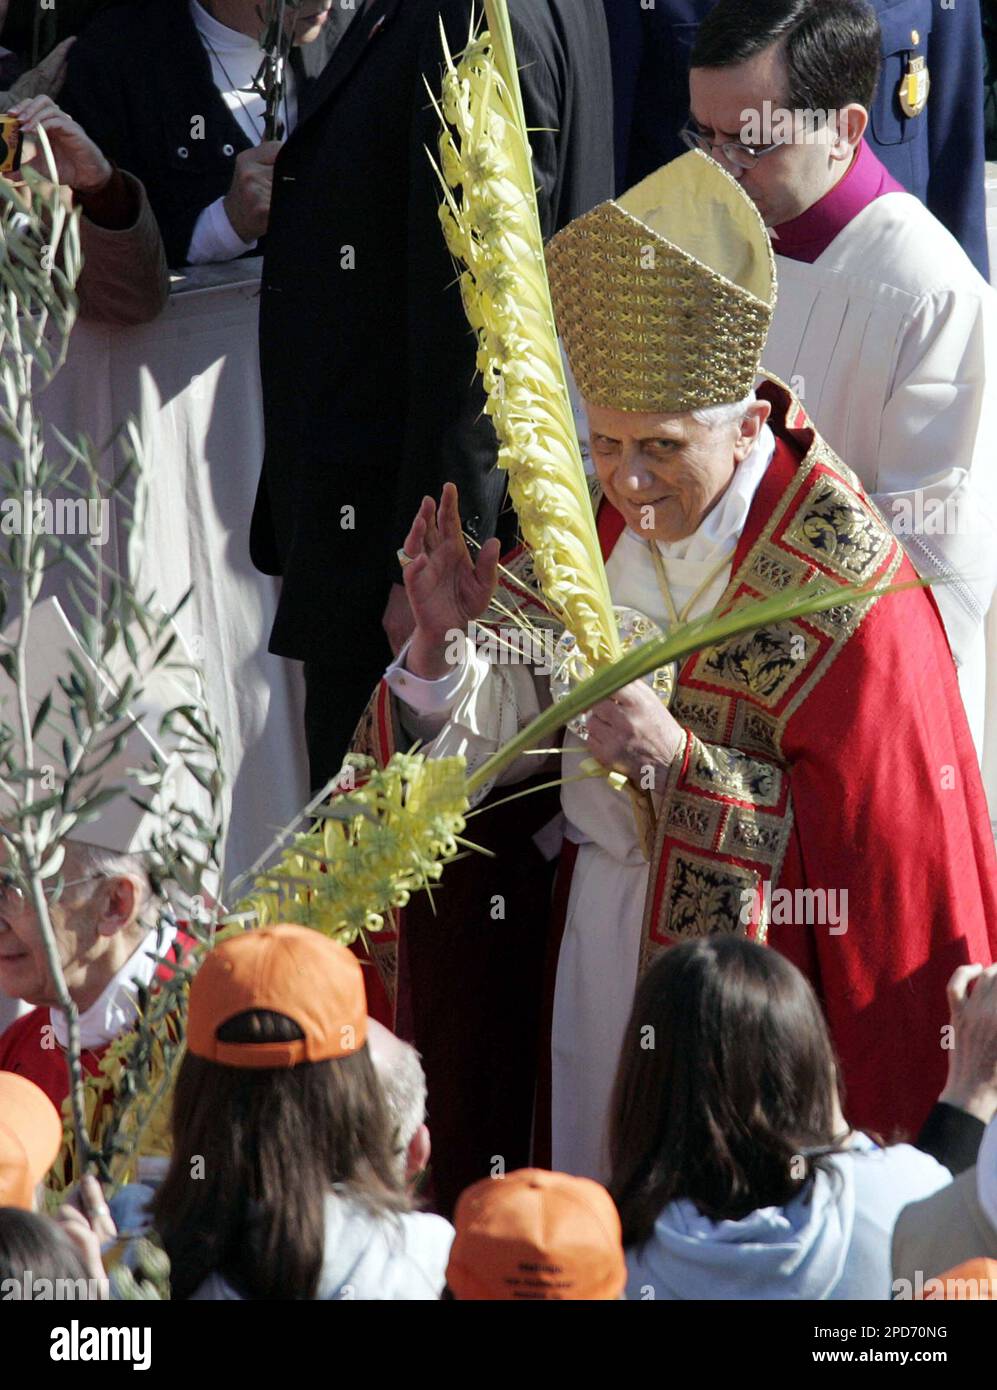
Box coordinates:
[0,841,183,1109]
[0,600,200,1110]
[687,0,997,774]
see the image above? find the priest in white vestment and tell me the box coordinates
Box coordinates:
[687,2,997,766]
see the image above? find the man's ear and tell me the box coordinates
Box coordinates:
[733,400,772,462]
[406,1123,431,1185]
[94,875,144,939]
[831,103,868,161]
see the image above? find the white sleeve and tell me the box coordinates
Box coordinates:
[875,286,997,665]
[186,196,258,265]
[385,633,551,802]
[385,639,482,742]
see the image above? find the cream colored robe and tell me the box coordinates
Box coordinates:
[763,192,997,780]
[386,431,775,1180]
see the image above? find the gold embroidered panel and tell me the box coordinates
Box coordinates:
[641,394,905,973]
[677,440,903,755]
[782,481,893,582]
[693,616,827,708]
[684,742,786,808]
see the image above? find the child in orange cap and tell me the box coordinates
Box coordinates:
[446,1168,627,1300]
[0,1071,114,1298]
[151,924,453,1299]
[0,1071,62,1210]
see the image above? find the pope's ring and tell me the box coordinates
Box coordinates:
[397,548,417,569]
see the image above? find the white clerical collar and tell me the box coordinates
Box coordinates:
[190,0,262,53]
[621,422,775,568]
[50,921,178,1052]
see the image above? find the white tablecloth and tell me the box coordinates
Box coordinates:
[34,257,309,886]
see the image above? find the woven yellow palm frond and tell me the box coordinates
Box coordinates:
[48,756,472,1196]
[52,993,181,1194]
[429,1,620,669]
[240,753,473,945]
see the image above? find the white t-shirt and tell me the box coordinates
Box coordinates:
[190,1190,455,1301]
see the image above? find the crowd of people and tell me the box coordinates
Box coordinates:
[1,927,996,1299]
[0,0,996,1304]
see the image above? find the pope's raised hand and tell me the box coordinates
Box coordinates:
[402,483,500,681]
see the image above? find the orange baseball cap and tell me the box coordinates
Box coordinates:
[447,1168,628,1300]
[187,925,368,1069]
[0,1072,63,1209]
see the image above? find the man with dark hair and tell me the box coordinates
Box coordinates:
[686,0,997,763]
[603,0,991,277]
[689,0,883,227]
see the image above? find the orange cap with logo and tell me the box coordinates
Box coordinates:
[0,1072,63,1209]
[446,1168,627,1300]
[187,924,368,1068]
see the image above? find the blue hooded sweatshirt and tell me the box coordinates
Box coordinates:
[625,1134,951,1300]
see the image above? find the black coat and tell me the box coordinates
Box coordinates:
[58,0,339,268]
[251,0,615,667]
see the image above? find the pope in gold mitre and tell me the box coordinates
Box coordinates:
[355,151,997,1191]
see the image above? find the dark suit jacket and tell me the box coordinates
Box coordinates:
[58,0,332,268]
[604,0,990,277]
[252,0,615,664]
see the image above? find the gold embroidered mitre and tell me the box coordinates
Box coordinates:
[546,150,777,414]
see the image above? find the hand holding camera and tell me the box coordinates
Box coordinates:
[7,94,112,196]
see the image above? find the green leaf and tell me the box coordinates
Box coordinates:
[186,762,220,795]
[76,785,126,818]
[467,575,927,795]
[30,691,52,738]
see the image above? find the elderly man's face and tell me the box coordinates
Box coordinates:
[587,401,769,543]
[0,844,144,1010]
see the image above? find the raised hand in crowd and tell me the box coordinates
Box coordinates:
[11,94,112,196]
[398,483,501,676]
[223,141,282,245]
[939,964,997,1124]
[54,1176,116,1299]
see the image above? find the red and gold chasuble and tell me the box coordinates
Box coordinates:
[352,380,997,1202]
[0,930,195,1189]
